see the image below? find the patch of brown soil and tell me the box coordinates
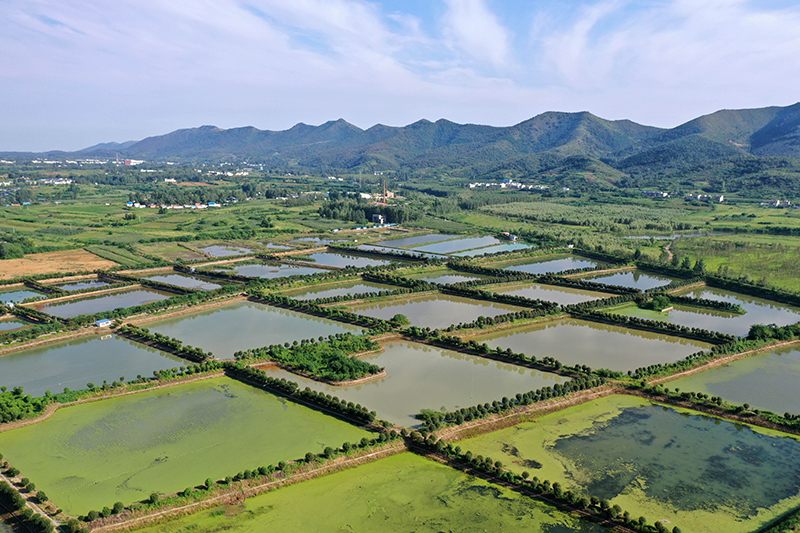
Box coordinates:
[0,249,117,280]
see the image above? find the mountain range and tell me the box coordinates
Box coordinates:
[6,103,800,190]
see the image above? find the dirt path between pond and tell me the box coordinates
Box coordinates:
[90,443,406,533]
[649,338,800,385]
[126,295,247,325]
[562,265,636,278]
[434,385,617,442]
[0,471,60,530]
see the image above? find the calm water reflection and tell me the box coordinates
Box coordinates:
[499,255,599,275]
[349,293,525,329]
[146,301,362,359]
[492,282,613,306]
[35,288,173,318]
[0,335,184,396]
[474,318,712,371]
[580,270,675,291]
[669,346,800,414]
[264,340,565,426]
[281,280,395,301]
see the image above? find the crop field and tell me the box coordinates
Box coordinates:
[0,377,370,515]
[460,395,800,533]
[0,249,118,280]
[132,452,606,533]
[136,242,209,262]
[84,245,150,268]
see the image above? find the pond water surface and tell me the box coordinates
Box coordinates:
[0,317,30,332]
[146,300,362,359]
[303,251,398,268]
[34,287,173,318]
[406,268,488,285]
[491,282,613,306]
[0,287,44,303]
[200,245,252,257]
[144,273,222,291]
[206,261,328,279]
[0,335,184,396]
[264,340,565,426]
[473,318,712,372]
[579,270,675,291]
[413,235,501,254]
[54,279,111,291]
[499,255,600,275]
[453,242,535,257]
[669,346,800,415]
[349,292,526,329]
[281,280,396,300]
[374,233,453,248]
[461,395,800,533]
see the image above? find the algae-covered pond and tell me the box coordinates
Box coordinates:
[206,261,328,279]
[579,270,675,291]
[490,282,613,306]
[0,335,184,396]
[264,340,565,426]
[131,452,605,533]
[459,395,800,533]
[199,245,252,257]
[498,255,600,275]
[349,292,526,329]
[473,318,712,372]
[145,300,362,359]
[669,345,800,415]
[0,377,370,516]
[33,287,174,318]
[280,279,395,300]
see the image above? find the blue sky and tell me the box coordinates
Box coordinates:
[2,0,799,151]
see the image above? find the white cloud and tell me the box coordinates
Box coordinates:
[442,0,512,70]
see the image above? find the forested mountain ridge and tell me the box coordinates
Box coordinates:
[6,104,800,193]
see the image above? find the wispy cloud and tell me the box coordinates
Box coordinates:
[442,0,512,69]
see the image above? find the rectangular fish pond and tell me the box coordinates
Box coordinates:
[0,334,185,397]
[263,340,566,427]
[300,250,402,269]
[0,376,370,516]
[144,300,362,359]
[0,286,45,304]
[279,279,397,301]
[203,260,328,279]
[130,452,607,533]
[405,268,489,285]
[489,282,614,306]
[374,233,454,248]
[472,318,713,372]
[52,279,112,292]
[143,273,223,291]
[348,292,527,330]
[0,316,31,333]
[578,270,676,291]
[199,244,253,257]
[412,235,501,255]
[32,287,174,319]
[496,254,601,275]
[458,394,800,533]
[668,345,800,415]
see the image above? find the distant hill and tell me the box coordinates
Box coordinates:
[5,103,800,193]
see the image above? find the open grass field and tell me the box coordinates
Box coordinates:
[671,234,800,291]
[459,395,800,533]
[0,377,370,515]
[0,249,118,280]
[131,452,606,533]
